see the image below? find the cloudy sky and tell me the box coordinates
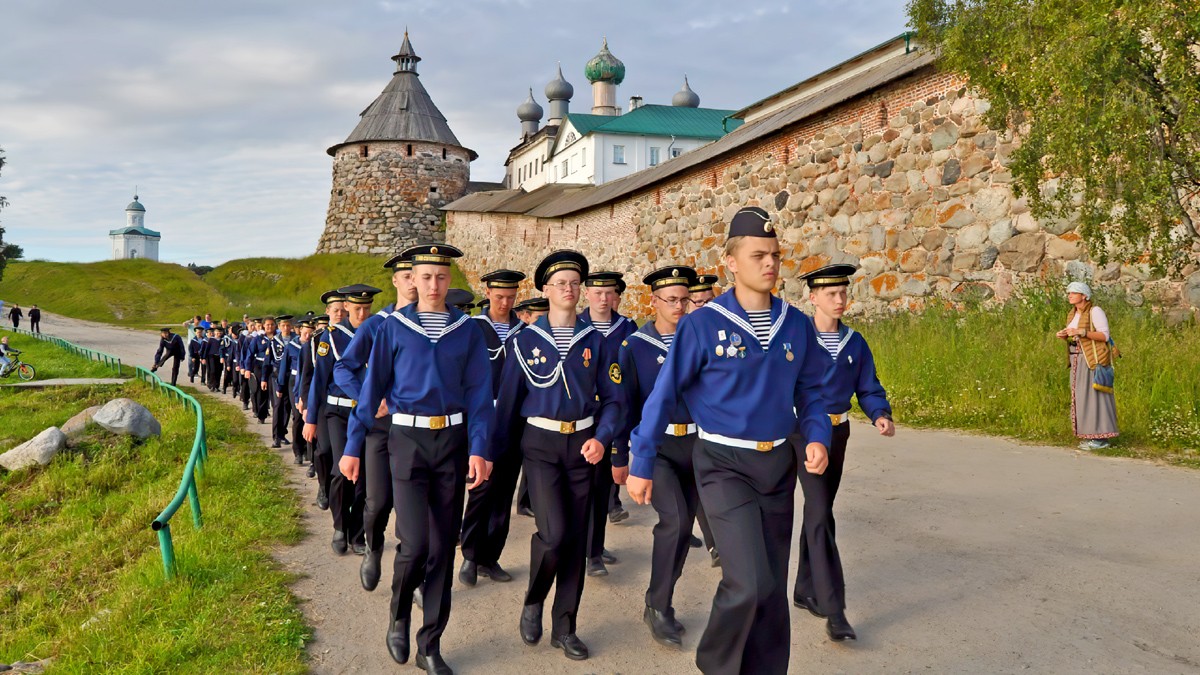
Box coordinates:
[0,0,908,265]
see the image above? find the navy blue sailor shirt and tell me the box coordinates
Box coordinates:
[154,333,185,364]
[262,333,289,384]
[811,319,892,422]
[344,304,494,460]
[628,291,833,481]
[304,323,358,425]
[276,336,303,402]
[491,314,625,459]
[332,303,395,402]
[472,311,526,398]
[612,321,692,468]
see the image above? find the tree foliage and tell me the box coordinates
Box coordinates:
[0,147,21,282]
[908,0,1200,271]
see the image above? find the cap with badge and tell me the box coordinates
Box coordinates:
[337,284,384,305]
[313,314,330,327]
[728,206,776,238]
[689,274,719,293]
[405,243,463,267]
[515,297,550,312]
[534,250,589,290]
[476,298,491,313]
[643,265,698,290]
[585,271,627,294]
[383,250,413,272]
[275,314,294,323]
[320,289,346,305]
[446,288,476,311]
[481,269,526,289]
[159,327,174,333]
[799,263,857,289]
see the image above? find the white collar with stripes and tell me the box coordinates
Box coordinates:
[593,314,628,337]
[705,301,789,350]
[629,330,669,353]
[390,310,471,343]
[526,322,595,359]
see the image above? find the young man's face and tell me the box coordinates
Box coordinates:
[347,302,373,325]
[689,290,715,311]
[726,237,781,294]
[204,314,212,322]
[279,321,293,336]
[327,301,347,324]
[585,286,618,313]
[810,285,848,320]
[263,320,276,334]
[299,326,313,341]
[413,265,452,307]
[393,269,418,303]
[544,270,581,311]
[652,285,691,324]
[485,286,519,317]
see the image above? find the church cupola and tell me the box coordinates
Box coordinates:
[517,88,544,137]
[545,63,574,125]
[392,30,421,74]
[672,75,700,108]
[584,37,625,116]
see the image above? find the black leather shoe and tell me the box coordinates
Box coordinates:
[516,505,535,518]
[665,607,685,634]
[349,541,366,556]
[280,437,290,445]
[586,557,608,577]
[550,633,589,660]
[519,603,542,645]
[793,595,824,618]
[600,549,618,565]
[242,403,249,410]
[316,484,329,510]
[360,549,383,591]
[413,586,424,609]
[689,534,703,548]
[293,454,303,465]
[458,560,477,587]
[385,618,410,664]
[331,530,348,555]
[415,650,454,675]
[710,547,721,568]
[608,508,629,523]
[306,465,317,478]
[644,605,683,648]
[272,440,281,449]
[478,563,512,582]
[826,612,857,641]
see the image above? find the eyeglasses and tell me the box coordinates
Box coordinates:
[545,281,582,290]
[654,296,692,308]
[691,299,708,308]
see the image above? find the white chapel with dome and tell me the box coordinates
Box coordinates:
[109,194,161,261]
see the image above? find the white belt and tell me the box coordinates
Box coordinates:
[290,369,298,375]
[255,356,264,361]
[665,423,697,436]
[698,428,786,452]
[326,395,356,408]
[528,416,594,434]
[392,412,464,430]
[830,412,849,426]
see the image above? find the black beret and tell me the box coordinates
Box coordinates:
[404,243,463,267]
[689,274,719,292]
[337,284,384,305]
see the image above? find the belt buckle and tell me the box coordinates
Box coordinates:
[560,421,576,434]
[672,424,687,436]
[429,415,447,430]
[829,413,841,426]
[755,440,773,452]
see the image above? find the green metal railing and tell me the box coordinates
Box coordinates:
[2,324,208,579]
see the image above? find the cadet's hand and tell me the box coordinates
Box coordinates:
[627,476,652,505]
[467,456,492,489]
[612,465,629,486]
[302,423,317,443]
[339,455,360,482]
[260,381,267,391]
[875,417,896,437]
[581,439,605,464]
[804,442,829,475]
[376,400,389,419]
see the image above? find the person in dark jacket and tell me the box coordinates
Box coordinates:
[8,304,22,329]
[152,327,186,386]
[28,306,41,333]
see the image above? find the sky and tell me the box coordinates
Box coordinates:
[0,0,909,266]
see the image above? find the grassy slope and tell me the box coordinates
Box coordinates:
[0,356,307,672]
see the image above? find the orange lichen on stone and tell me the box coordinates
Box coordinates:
[937,202,967,225]
[799,255,830,276]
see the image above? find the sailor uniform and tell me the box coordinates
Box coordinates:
[264,329,293,444]
[300,320,332,490]
[202,334,222,391]
[153,331,185,386]
[220,332,236,394]
[277,333,307,463]
[250,332,274,422]
[187,334,204,382]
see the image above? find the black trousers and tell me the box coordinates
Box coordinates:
[694,439,796,675]
[387,424,468,656]
[251,367,270,421]
[159,356,181,387]
[30,319,39,333]
[239,369,251,406]
[312,402,332,491]
[188,355,201,381]
[206,356,220,390]
[460,421,524,566]
[522,426,596,636]
[586,449,614,559]
[289,398,308,461]
[646,434,700,612]
[793,421,851,616]
[696,500,716,551]
[362,414,393,552]
[224,364,236,393]
[271,378,291,442]
[326,405,366,544]
[516,469,531,512]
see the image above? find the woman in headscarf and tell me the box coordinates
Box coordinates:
[1056,281,1118,449]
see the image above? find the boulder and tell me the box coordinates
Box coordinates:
[93,399,162,439]
[0,427,67,471]
[61,405,102,439]
[997,233,1047,272]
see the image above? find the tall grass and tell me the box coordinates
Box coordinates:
[857,282,1200,466]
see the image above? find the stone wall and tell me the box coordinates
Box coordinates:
[317,140,470,255]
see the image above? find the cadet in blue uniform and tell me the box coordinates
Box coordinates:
[280,316,312,465]
[187,328,204,383]
[687,274,721,564]
[201,327,221,391]
[627,207,831,675]
[341,244,494,675]
[304,285,381,556]
[459,269,527,588]
[494,250,624,661]
[237,320,258,410]
[512,296,549,519]
[333,253,416,591]
[792,264,894,642]
[220,324,236,395]
[613,265,700,648]
[577,270,636,577]
[151,327,185,386]
[301,312,334,493]
[265,316,295,448]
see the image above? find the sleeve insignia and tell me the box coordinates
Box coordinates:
[609,363,622,384]
[317,342,330,356]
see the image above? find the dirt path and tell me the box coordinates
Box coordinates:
[37,312,1200,674]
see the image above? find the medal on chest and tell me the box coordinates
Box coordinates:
[583,347,591,368]
[656,354,665,365]
[784,342,794,361]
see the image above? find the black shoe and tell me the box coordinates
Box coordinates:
[272,440,281,449]
[600,549,618,565]
[242,403,249,410]
[360,548,383,591]
[306,465,317,478]
[331,530,348,555]
[415,650,453,675]
[710,547,721,568]
[519,603,542,645]
[413,586,424,609]
[550,633,589,660]
[293,454,303,465]
[316,484,329,510]
[259,418,266,425]
[349,541,367,556]
[665,607,685,634]
[458,559,477,587]
[793,595,824,618]
[386,618,410,664]
[643,605,683,648]
[478,563,512,582]
[280,437,290,445]
[689,534,703,548]
[516,505,535,518]
[586,557,608,577]
[608,508,629,524]
[826,612,857,641]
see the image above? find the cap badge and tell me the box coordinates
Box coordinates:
[430,246,439,254]
[671,269,679,277]
[764,222,774,233]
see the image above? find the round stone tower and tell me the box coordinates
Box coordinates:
[317,31,477,255]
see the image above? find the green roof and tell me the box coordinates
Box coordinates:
[561,105,742,145]
[109,226,162,238]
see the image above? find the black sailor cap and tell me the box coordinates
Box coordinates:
[534,250,589,291]
[643,265,697,291]
[480,269,526,289]
[337,284,383,305]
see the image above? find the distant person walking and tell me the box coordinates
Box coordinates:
[8,303,22,329]
[183,315,202,344]
[1057,282,1118,450]
[28,305,41,333]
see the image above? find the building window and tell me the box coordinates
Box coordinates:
[562,160,569,176]
[671,147,683,158]
[407,144,413,156]
[613,145,625,164]
[649,147,660,166]
[553,165,558,181]
[361,145,369,158]
[581,148,587,167]
[442,148,447,159]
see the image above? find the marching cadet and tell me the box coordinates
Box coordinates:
[613,265,700,649]
[577,270,636,577]
[151,327,185,386]
[220,324,236,395]
[284,315,316,464]
[792,264,894,642]
[447,288,476,311]
[250,317,278,424]
[341,244,494,675]
[626,206,831,675]
[187,327,204,383]
[687,274,721,565]
[238,319,261,411]
[204,327,224,391]
[304,285,381,556]
[301,312,334,495]
[333,253,417,591]
[235,321,252,408]
[265,316,296,448]
[459,269,527,588]
[493,250,624,661]
[512,296,549,520]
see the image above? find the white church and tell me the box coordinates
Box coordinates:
[109,194,161,261]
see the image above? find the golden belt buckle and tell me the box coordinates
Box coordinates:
[756,441,773,452]
[560,421,576,434]
[672,424,688,436]
[829,414,841,426]
[429,415,447,430]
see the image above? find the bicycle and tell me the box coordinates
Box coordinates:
[0,349,36,381]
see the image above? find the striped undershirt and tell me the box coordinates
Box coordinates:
[417,312,449,341]
[550,327,574,360]
[745,309,772,346]
[591,320,612,335]
[661,332,675,349]
[492,320,511,343]
[818,331,841,359]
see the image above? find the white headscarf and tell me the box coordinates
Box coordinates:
[1066,281,1092,298]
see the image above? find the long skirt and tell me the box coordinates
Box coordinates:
[1070,352,1118,439]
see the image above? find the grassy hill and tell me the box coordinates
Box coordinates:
[0,254,470,326]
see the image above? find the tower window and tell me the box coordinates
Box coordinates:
[407,144,413,156]
[361,145,369,158]
[442,148,447,159]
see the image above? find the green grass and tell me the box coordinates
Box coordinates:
[0,353,308,672]
[0,332,124,381]
[857,282,1200,468]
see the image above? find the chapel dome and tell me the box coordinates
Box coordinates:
[584,38,625,85]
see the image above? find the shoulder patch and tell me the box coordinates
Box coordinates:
[317,341,330,356]
[609,363,622,384]
[621,340,628,346]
